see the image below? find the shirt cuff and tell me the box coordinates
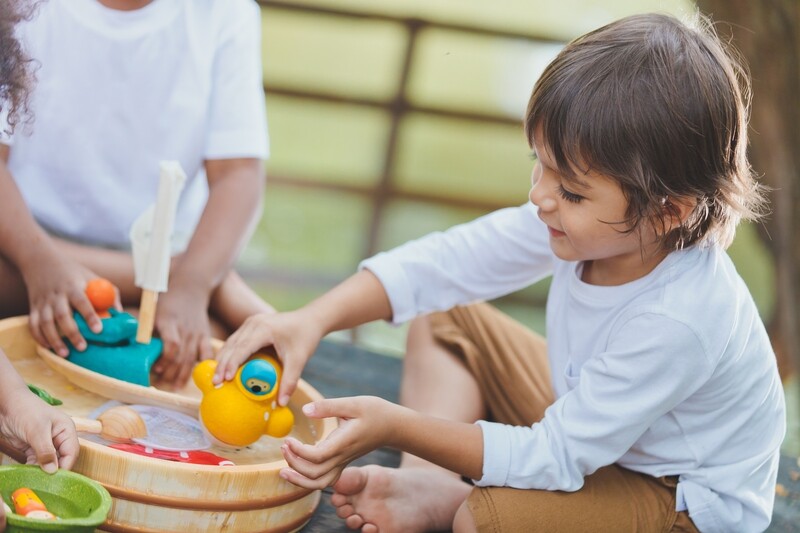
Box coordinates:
[359,252,417,325]
[473,420,512,487]
[205,129,269,160]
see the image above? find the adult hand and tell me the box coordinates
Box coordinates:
[21,257,109,357]
[152,282,212,387]
[278,396,396,489]
[213,309,325,406]
[0,390,79,473]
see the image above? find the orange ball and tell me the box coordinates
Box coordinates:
[85,278,116,314]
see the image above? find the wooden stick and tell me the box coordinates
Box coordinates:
[136,289,158,344]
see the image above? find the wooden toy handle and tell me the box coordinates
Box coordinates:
[72,417,102,434]
[136,289,158,344]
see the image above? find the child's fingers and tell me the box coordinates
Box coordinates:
[281,441,329,480]
[27,309,49,350]
[301,398,352,420]
[39,307,68,357]
[214,319,273,383]
[52,417,80,470]
[278,467,329,490]
[27,423,59,473]
[71,291,102,334]
[55,300,87,352]
[277,349,310,407]
[153,322,180,375]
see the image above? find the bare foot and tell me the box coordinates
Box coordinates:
[331,465,472,533]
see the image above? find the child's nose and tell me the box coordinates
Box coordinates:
[529,181,556,211]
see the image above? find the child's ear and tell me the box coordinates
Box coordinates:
[661,196,697,231]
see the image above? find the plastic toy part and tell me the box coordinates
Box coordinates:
[109,443,235,466]
[85,278,116,318]
[193,354,295,446]
[65,309,162,387]
[11,488,56,520]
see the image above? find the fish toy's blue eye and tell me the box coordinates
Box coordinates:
[239,359,277,396]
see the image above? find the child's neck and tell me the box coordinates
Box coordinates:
[581,250,670,286]
[97,0,154,11]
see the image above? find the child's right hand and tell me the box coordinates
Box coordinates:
[20,258,109,357]
[213,310,325,407]
[0,386,79,474]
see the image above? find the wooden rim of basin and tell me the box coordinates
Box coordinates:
[0,315,339,512]
[0,439,315,512]
[98,508,316,533]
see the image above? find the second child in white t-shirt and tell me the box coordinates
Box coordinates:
[1,0,273,385]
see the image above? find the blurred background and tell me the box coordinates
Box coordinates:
[238,0,799,455]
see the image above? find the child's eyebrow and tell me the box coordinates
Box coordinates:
[567,175,592,190]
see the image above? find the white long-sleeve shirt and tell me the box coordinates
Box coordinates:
[361,203,786,533]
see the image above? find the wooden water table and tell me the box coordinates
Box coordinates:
[0,315,336,533]
[2,315,798,532]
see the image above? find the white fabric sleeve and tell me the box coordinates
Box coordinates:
[205,1,269,160]
[476,313,714,489]
[360,203,553,324]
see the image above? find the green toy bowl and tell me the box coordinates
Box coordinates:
[0,465,111,532]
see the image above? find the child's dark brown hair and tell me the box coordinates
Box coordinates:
[0,0,35,135]
[525,13,767,250]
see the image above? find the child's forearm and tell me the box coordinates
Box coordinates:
[0,350,29,410]
[389,403,485,481]
[0,160,57,272]
[173,158,264,293]
[304,270,393,335]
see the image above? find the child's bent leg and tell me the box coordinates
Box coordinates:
[208,270,275,331]
[333,303,553,533]
[467,465,699,533]
[399,313,486,470]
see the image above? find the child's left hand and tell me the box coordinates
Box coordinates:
[0,387,79,472]
[278,396,398,489]
[20,257,105,357]
[152,283,213,386]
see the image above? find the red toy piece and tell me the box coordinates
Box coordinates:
[109,443,235,466]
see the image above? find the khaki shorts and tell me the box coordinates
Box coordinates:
[428,303,699,533]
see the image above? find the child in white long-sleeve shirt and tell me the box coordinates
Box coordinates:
[213,13,786,533]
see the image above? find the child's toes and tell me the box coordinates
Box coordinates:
[344,514,365,530]
[335,503,355,519]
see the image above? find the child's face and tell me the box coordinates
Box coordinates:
[528,136,666,284]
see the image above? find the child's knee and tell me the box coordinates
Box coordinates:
[405,315,437,358]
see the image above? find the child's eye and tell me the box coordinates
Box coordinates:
[528,151,538,162]
[558,184,584,203]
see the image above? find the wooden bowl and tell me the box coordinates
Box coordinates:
[0,316,336,533]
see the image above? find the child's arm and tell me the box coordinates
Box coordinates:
[214,269,392,406]
[278,396,484,489]
[152,157,264,385]
[0,349,79,472]
[0,156,103,355]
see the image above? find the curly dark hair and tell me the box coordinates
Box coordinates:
[0,0,36,135]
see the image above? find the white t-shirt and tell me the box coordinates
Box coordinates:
[3,0,269,248]
[362,203,786,533]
